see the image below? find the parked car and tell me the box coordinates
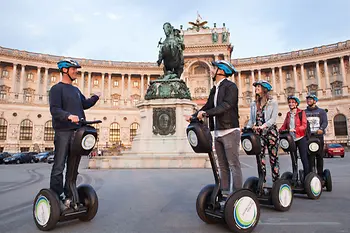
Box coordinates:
[325,143,345,158]
[0,152,12,164]
[3,152,35,164]
[34,151,54,163]
[47,154,55,164]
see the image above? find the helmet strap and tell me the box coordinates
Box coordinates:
[212,69,219,82]
[61,68,75,82]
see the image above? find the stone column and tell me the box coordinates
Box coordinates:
[43,68,49,103]
[101,73,105,100]
[36,67,41,101]
[293,65,298,95]
[128,74,131,100]
[59,72,63,81]
[87,72,91,97]
[258,69,261,81]
[250,70,254,97]
[19,65,25,101]
[272,68,276,96]
[80,71,85,93]
[324,60,331,96]
[141,74,144,99]
[301,64,306,99]
[147,75,150,85]
[238,72,242,101]
[279,67,285,102]
[316,61,323,96]
[108,73,111,104]
[121,74,125,99]
[11,63,17,98]
[340,56,348,95]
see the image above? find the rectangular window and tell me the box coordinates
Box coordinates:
[133,81,139,87]
[332,65,339,75]
[334,88,342,96]
[0,91,6,100]
[113,81,119,87]
[51,76,56,82]
[308,69,314,78]
[286,72,291,81]
[245,77,250,84]
[27,73,34,81]
[2,70,8,78]
[93,79,99,86]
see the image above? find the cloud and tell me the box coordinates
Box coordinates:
[93,12,101,16]
[107,13,122,21]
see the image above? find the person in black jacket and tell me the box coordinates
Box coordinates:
[186,60,240,196]
[49,59,100,210]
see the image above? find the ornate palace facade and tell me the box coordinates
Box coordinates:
[0,19,349,152]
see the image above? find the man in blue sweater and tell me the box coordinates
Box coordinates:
[49,59,100,210]
[304,94,328,179]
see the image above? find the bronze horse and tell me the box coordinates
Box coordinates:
[157,22,184,79]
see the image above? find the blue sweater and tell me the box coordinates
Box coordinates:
[49,82,99,131]
[304,106,328,134]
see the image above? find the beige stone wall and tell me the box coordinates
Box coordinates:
[0,27,349,152]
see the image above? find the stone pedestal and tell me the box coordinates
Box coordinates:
[127,98,197,155]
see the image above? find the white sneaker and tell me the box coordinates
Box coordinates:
[60,198,71,211]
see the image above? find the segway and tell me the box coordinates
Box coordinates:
[279,130,322,199]
[307,132,332,192]
[187,117,260,233]
[33,119,102,231]
[241,128,293,211]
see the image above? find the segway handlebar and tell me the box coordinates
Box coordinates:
[279,129,290,134]
[80,118,102,125]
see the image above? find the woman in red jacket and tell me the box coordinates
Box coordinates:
[279,96,310,178]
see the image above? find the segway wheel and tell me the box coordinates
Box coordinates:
[281,171,293,181]
[304,173,322,200]
[271,179,293,212]
[243,177,259,193]
[33,189,60,231]
[77,184,99,221]
[323,169,332,192]
[196,184,218,224]
[224,189,260,233]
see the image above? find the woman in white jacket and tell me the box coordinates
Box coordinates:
[246,80,280,184]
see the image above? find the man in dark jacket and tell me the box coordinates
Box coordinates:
[49,59,100,210]
[187,60,241,196]
[304,94,328,178]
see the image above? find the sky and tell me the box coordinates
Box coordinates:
[0,0,349,62]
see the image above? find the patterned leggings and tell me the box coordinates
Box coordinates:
[258,126,280,183]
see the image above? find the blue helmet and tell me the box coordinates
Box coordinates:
[253,80,272,91]
[211,60,237,76]
[57,59,81,71]
[306,94,318,102]
[287,96,300,105]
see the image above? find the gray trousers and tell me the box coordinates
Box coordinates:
[215,130,243,191]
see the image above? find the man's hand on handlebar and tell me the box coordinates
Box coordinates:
[197,111,206,121]
[68,115,79,123]
[316,129,323,135]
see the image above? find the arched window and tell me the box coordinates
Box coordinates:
[44,120,54,141]
[0,118,7,140]
[109,122,120,143]
[334,114,348,136]
[91,123,100,141]
[20,119,33,140]
[130,122,139,141]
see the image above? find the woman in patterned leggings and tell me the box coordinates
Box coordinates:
[246,80,280,183]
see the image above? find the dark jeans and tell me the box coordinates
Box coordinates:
[215,130,242,191]
[295,137,309,178]
[50,130,74,198]
[308,136,324,177]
